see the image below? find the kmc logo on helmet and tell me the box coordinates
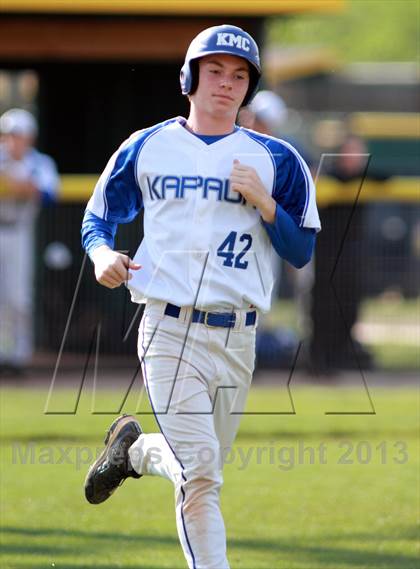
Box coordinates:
[216,32,251,52]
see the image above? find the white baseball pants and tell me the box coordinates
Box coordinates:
[129,300,257,569]
[0,223,34,366]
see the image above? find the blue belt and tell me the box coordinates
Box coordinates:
[164,303,256,328]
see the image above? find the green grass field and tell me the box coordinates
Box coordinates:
[1,385,419,568]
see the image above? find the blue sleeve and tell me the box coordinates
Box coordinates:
[270,143,312,228]
[263,204,316,268]
[86,133,146,224]
[242,130,320,233]
[81,209,117,258]
[81,131,149,258]
[102,142,143,223]
[260,138,318,267]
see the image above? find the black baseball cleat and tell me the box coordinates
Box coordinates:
[84,414,142,504]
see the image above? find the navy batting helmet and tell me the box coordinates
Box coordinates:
[180,25,261,106]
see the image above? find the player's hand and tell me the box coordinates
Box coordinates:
[91,245,141,289]
[230,159,276,223]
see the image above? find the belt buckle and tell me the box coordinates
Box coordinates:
[204,311,213,327]
[203,311,236,328]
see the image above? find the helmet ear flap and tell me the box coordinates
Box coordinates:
[180,59,199,97]
[188,59,200,96]
[243,66,260,106]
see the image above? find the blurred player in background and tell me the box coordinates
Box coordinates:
[238,89,288,135]
[310,134,377,371]
[0,108,59,376]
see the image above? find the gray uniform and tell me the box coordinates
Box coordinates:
[0,144,59,367]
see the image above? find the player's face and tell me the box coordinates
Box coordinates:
[192,54,250,118]
[2,133,33,160]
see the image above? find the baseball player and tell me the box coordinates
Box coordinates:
[239,89,288,134]
[0,108,59,376]
[82,25,320,569]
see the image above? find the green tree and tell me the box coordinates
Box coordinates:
[267,0,419,62]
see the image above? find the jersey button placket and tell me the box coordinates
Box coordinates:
[186,148,211,299]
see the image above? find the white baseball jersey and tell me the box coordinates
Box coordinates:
[87,117,320,312]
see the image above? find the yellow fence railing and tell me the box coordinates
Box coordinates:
[314,176,419,206]
[56,175,419,207]
[0,175,418,207]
